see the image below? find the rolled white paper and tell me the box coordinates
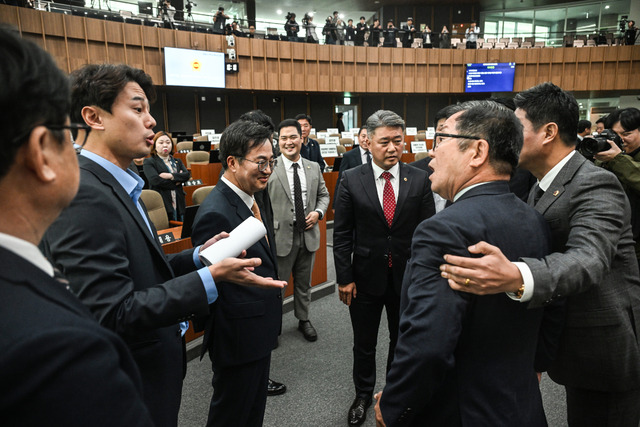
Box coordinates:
[198,216,266,266]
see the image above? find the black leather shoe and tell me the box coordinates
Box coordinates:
[348,396,371,426]
[298,320,318,342]
[267,379,287,396]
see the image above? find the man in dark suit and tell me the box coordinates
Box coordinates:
[442,82,640,425]
[0,26,153,426]
[334,110,435,426]
[296,113,326,172]
[333,127,370,205]
[375,100,551,426]
[191,119,283,427]
[41,64,284,427]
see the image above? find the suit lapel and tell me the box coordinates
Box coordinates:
[275,155,293,204]
[532,153,583,215]
[302,158,316,208]
[359,163,387,225]
[392,163,410,225]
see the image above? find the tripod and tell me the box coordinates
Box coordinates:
[91,0,110,11]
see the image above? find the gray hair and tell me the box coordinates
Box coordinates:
[452,100,523,176]
[365,110,405,136]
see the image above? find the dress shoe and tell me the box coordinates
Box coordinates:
[348,396,371,426]
[267,379,287,396]
[298,320,318,342]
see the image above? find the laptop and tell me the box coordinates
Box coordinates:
[176,135,193,143]
[180,205,200,239]
[193,141,211,152]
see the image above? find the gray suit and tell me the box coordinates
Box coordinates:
[268,155,330,320]
[522,153,640,422]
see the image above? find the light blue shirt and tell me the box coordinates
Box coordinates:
[80,150,218,335]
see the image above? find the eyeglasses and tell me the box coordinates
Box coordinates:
[241,157,277,172]
[433,132,482,150]
[47,123,92,153]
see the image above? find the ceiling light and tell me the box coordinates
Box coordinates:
[308,11,314,17]
[605,5,610,9]
[339,14,344,19]
[276,9,282,15]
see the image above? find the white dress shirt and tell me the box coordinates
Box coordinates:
[281,156,308,212]
[358,146,369,165]
[371,161,400,207]
[221,176,255,211]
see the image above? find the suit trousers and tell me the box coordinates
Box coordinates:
[277,229,316,321]
[565,386,640,427]
[206,354,271,427]
[348,270,400,398]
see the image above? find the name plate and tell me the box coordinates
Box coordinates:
[320,145,339,157]
[326,136,340,146]
[317,132,328,140]
[310,128,316,136]
[406,127,418,136]
[411,141,428,153]
[201,129,216,136]
[350,128,360,134]
[158,232,176,244]
[426,127,436,140]
[341,131,354,139]
[326,128,339,135]
[184,179,203,186]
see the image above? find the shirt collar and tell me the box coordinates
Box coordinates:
[371,161,400,180]
[358,146,368,156]
[221,176,254,210]
[281,155,302,170]
[0,232,54,277]
[453,182,490,202]
[80,150,145,202]
[538,150,576,192]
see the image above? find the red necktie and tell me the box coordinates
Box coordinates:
[381,171,395,267]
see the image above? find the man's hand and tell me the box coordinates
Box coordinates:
[374,391,386,427]
[440,241,523,295]
[200,232,230,251]
[159,172,173,180]
[593,141,622,162]
[208,258,287,289]
[338,282,356,306]
[305,211,320,230]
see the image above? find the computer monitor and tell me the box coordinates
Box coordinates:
[193,141,211,152]
[176,135,193,143]
[137,1,153,15]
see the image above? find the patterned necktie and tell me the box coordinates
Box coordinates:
[381,171,396,267]
[251,200,269,246]
[292,163,306,232]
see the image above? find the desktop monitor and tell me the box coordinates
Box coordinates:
[465,62,516,93]
[137,1,153,15]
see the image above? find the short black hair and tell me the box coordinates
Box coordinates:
[614,108,640,132]
[514,82,579,147]
[348,19,353,23]
[357,127,366,137]
[360,16,365,20]
[434,104,464,128]
[596,117,606,125]
[278,119,301,136]
[333,11,338,15]
[577,119,592,133]
[295,113,313,126]
[0,25,70,180]
[490,97,516,111]
[219,120,273,170]
[337,112,343,119]
[70,64,156,125]
[239,109,275,133]
[218,6,224,11]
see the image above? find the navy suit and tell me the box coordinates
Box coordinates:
[300,137,326,172]
[191,179,282,427]
[0,247,154,426]
[380,182,551,426]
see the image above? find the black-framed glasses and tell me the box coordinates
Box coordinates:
[47,123,92,153]
[241,157,277,172]
[433,132,482,150]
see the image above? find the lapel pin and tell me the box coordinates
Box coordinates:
[403,177,407,181]
[553,190,559,196]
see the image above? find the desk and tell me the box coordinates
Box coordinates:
[191,163,223,185]
[323,171,338,221]
[184,184,207,206]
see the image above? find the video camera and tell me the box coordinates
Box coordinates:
[185,0,196,11]
[577,129,623,158]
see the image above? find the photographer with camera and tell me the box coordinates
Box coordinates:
[593,108,640,260]
[212,6,229,34]
[285,12,300,42]
[625,19,638,45]
[159,0,175,29]
[303,13,318,43]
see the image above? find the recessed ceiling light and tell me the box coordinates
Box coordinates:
[276,9,282,15]
[339,13,344,19]
[605,5,610,9]
[308,11,314,17]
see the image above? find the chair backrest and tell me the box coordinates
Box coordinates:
[414,151,430,161]
[186,151,210,168]
[317,138,325,144]
[192,185,215,205]
[329,133,340,137]
[194,135,209,142]
[494,42,506,49]
[499,37,510,44]
[339,138,354,146]
[534,41,545,48]
[512,37,522,45]
[521,41,532,48]
[414,133,426,141]
[524,36,535,44]
[507,42,519,49]
[481,41,493,49]
[451,38,461,47]
[140,189,169,230]
[572,39,584,47]
[176,141,193,152]
[336,145,347,155]
[486,37,497,44]
[586,39,596,47]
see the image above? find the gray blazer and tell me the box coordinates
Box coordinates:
[523,152,640,392]
[268,155,330,257]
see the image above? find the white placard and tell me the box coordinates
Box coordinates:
[201,129,216,136]
[411,141,428,153]
[350,128,360,134]
[326,128,339,135]
[341,131,354,139]
[406,127,418,136]
[426,127,436,140]
[310,128,316,135]
[199,217,266,266]
[316,132,328,140]
[320,145,339,157]
[326,136,340,146]
[210,134,222,144]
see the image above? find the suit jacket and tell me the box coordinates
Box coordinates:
[191,179,282,367]
[0,247,154,426]
[41,155,210,427]
[334,145,364,205]
[268,155,330,256]
[300,137,326,172]
[522,153,640,392]
[143,155,190,219]
[333,162,435,295]
[380,182,551,427]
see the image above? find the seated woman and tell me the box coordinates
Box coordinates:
[143,131,190,221]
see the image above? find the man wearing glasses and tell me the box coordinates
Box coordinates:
[374,100,552,426]
[41,64,285,427]
[191,119,282,427]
